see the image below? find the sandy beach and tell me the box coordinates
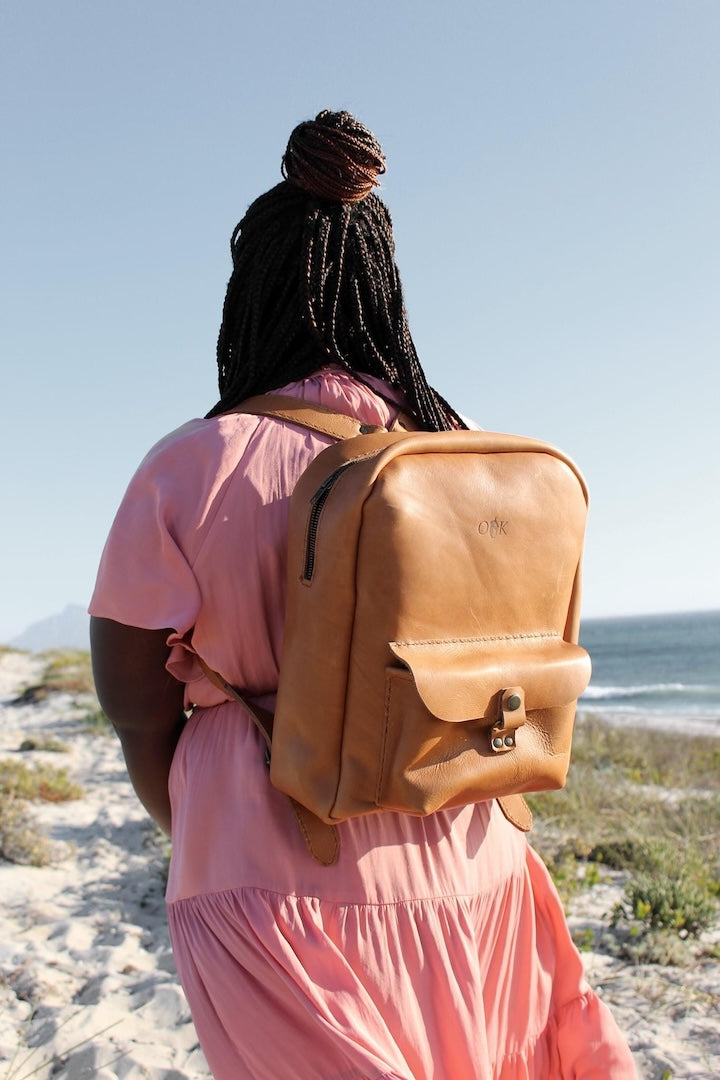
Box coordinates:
[1,648,718,1080]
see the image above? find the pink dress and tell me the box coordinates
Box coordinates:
[90,368,636,1079]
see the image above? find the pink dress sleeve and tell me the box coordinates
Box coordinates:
[89,422,204,636]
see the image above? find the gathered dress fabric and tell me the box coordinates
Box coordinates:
[89,367,636,1079]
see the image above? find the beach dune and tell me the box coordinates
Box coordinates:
[1,648,718,1079]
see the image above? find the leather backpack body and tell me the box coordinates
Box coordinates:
[219,395,591,850]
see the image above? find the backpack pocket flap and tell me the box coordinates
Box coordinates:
[388,638,591,722]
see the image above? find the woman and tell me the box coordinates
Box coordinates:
[90,110,636,1079]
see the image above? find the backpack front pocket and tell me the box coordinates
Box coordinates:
[376,637,590,814]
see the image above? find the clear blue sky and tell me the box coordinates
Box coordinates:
[1,0,718,641]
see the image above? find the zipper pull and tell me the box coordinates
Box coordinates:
[310,461,353,504]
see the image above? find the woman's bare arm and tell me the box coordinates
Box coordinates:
[90,616,187,835]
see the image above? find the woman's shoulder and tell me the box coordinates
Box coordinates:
[137,412,266,476]
[116,414,266,521]
[139,418,208,463]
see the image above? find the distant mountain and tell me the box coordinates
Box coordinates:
[10,604,90,652]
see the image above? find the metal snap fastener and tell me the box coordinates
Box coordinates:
[506,693,522,712]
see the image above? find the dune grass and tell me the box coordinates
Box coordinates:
[0,759,83,866]
[10,648,111,735]
[527,715,720,963]
[12,649,96,705]
[1,650,92,866]
[39,649,96,694]
[0,759,83,803]
[0,795,54,866]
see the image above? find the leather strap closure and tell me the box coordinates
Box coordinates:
[196,657,340,866]
[491,690,533,833]
[489,686,527,753]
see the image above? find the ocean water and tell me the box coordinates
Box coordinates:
[578,610,720,735]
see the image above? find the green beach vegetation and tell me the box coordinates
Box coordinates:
[528,716,720,965]
[0,759,82,803]
[11,648,96,703]
[0,758,83,866]
[0,650,92,866]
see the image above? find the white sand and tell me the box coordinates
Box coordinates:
[0,652,210,1079]
[567,876,720,1078]
[1,650,718,1079]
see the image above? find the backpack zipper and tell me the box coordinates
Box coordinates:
[303,461,356,581]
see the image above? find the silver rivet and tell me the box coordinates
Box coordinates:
[506,693,522,711]
[504,735,515,747]
[492,737,504,749]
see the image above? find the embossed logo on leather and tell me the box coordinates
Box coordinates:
[478,518,508,537]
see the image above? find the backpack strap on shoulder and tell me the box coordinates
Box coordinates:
[235,393,418,439]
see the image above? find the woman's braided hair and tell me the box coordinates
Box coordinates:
[207,110,463,431]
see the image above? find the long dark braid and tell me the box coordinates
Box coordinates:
[207,111,464,431]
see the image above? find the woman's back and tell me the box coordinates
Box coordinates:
[89,110,637,1078]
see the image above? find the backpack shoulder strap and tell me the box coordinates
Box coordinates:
[235,393,418,440]
[196,656,340,865]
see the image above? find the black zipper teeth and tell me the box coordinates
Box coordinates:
[303,462,354,581]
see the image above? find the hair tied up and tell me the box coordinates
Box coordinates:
[281,109,386,203]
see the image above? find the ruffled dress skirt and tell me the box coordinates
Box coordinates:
[166,704,637,1080]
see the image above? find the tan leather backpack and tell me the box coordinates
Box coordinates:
[203,394,591,864]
